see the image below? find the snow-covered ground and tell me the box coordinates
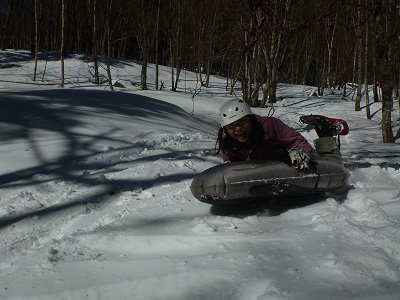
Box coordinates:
[1,50,400,300]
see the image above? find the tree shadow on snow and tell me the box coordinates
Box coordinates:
[395,127,400,141]
[0,89,215,227]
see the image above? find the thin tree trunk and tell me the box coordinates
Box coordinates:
[155,0,161,90]
[33,0,38,81]
[140,0,148,90]
[106,3,114,91]
[364,9,371,119]
[355,1,363,111]
[327,12,338,88]
[60,0,65,87]
[93,0,99,84]
[355,39,362,111]
[381,84,394,142]
[169,39,175,91]
[378,0,394,143]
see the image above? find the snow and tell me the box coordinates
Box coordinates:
[1,50,400,300]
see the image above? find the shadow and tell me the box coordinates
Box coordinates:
[343,141,400,170]
[0,51,94,65]
[209,194,327,217]
[345,161,400,171]
[395,127,400,141]
[370,107,382,118]
[0,51,34,65]
[0,88,216,227]
[0,89,211,182]
[0,170,198,227]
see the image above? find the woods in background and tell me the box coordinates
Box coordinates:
[0,0,399,142]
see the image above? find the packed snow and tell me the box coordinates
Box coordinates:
[1,50,400,300]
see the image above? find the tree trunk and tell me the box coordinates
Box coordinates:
[155,0,161,90]
[326,12,338,88]
[92,0,99,84]
[169,39,175,91]
[60,0,65,87]
[377,0,395,143]
[0,0,12,49]
[139,0,148,90]
[242,26,252,103]
[33,0,38,81]
[106,4,114,91]
[372,76,379,102]
[355,39,362,111]
[267,77,278,104]
[381,84,394,142]
[364,11,371,120]
[141,60,148,90]
[354,1,363,111]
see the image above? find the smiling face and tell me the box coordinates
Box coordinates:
[225,116,252,143]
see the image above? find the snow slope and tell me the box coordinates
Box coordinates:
[1,50,400,300]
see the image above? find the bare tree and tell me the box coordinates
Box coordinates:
[354,0,364,111]
[372,0,396,143]
[154,0,161,90]
[136,0,150,90]
[163,0,186,92]
[103,0,125,91]
[91,0,100,84]
[105,0,114,91]
[60,0,65,87]
[33,0,39,81]
[0,0,12,49]
[364,1,371,120]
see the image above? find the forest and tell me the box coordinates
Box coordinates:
[0,0,399,142]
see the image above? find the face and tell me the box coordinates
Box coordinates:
[225,116,252,143]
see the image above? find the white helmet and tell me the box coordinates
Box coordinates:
[218,99,252,127]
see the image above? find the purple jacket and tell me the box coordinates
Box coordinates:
[221,115,312,162]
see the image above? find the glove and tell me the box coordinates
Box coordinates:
[289,149,310,170]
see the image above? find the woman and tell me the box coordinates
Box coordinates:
[215,99,344,169]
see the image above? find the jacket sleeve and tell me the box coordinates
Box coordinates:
[258,116,312,155]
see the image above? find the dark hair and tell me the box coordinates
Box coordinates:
[214,114,265,156]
